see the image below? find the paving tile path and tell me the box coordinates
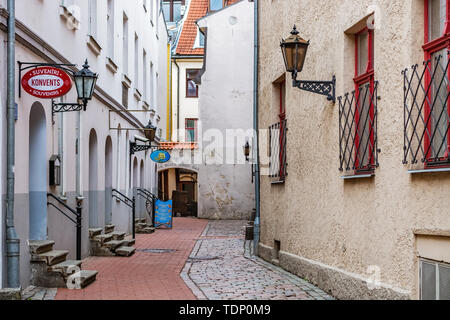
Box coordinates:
[55,217,208,300]
[182,220,334,300]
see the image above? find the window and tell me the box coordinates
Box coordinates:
[163,0,184,22]
[209,0,223,11]
[423,0,450,164]
[107,0,115,59]
[420,259,450,300]
[123,13,129,74]
[122,84,128,108]
[354,26,375,172]
[186,69,200,97]
[143,50,148,102]
[135,34,139,87]
[88,0,97,38]
[194,29,205,49]
[269,79,287,183]
[185,119,198,142]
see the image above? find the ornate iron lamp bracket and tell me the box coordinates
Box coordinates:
[293,73,336,104]
[51,100,85,125]
[130,142,158,156]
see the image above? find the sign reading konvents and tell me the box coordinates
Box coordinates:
[21,66,72,99]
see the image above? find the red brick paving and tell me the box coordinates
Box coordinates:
[55,217,209,300]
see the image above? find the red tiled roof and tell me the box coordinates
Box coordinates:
[159,142,199,150]
[176,0,208,56]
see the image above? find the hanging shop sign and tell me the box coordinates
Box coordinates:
[151,150,171,164]
[154,199,173,229]
[21,66,72,99]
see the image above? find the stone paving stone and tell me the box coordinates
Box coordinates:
[185,220,335,301]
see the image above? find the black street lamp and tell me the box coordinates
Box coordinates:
[73,59,98,111]
[144,120,157,142]
[281,25,336,103]
[244,141,251,162]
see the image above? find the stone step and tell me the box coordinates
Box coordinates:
[94,234,114,245]
[29,240,55,255]
[123,239,136,247]
[67,270,98,289]
[109,231,126,241]
[50,260,82,276]
[139,218,147,224]
[115,246,136,257]
[140,227,155,234]
[136,223,147,229]
[89,228,103,239]
[103,240,127,251]
[104,225,115,234]
[31,250,69,266]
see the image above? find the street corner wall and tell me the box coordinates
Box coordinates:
[257,0,445,300]
[198,164,255,220]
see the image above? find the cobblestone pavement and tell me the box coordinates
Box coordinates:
[22,286,57,300]
[182,220,335,300]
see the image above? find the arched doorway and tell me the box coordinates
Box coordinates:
[158,168,198,217]
[89,129,98,228]
[29,102,47,240]
[139,160,145,219]
[105,136,113,225]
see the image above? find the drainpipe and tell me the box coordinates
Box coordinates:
[6,0,20,289]
[173,58,180,141]
[252,0,261,256]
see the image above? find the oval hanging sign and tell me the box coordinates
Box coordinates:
[151,150,171,164]
[21,66,72,99]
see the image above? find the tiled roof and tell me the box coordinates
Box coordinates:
[159,142,199,150]
[176,0,208,56]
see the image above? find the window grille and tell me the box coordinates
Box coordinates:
[269,119,287,182]
[403,53,450,167]
[339,81,379,173]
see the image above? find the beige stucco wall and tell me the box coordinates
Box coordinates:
[258,0,450,299]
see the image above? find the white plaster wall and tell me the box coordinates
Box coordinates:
[171,59,203,141]
[196,1,255,219]
[0,0,168,288]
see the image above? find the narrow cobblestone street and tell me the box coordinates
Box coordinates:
[24,218,333,300]
[183,220,334,300]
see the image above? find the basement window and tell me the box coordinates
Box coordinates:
[420,259,450,300]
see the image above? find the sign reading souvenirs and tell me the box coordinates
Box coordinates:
[151,150,171,164]
[21,66,72,99]
[154,200,173,229]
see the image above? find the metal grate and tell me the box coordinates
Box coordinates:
[403,53,450,167]
[269,119,288,181]
[339,81,379,173]
[137,248,177,254]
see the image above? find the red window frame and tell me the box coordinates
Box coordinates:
[186,69,200,98]
[423,0,450,166]
[278,81,286,179]
[185,118,198,142]
[354,26,375,173]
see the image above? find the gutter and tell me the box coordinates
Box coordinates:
[252,0,261,255]
[173,58,181,141]
[6,0,20,289]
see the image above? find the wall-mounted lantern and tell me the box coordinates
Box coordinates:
[244,141,251,162]
[73,60,98,111]
[281,25,336,103]
[49,155,61,186]
[144,120,157,142]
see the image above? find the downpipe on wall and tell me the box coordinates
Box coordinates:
[6,0,21,289]
[251,0,261,256]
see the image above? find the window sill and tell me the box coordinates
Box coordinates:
[121,74,132,88]
[270,180,285,185]
[408,168,450,174]
[106,57,118,74]
[134,88,142,101]
[86,35,102,56]
[341,174,374,180]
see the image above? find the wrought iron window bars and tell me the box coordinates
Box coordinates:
[339,81,379,173]
[403,53,450,167]
[269,119,288,182]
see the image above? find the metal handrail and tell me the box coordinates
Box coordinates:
[112,189,136,239]
[46,193,82,260]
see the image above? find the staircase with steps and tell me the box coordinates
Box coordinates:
[89,225,136,257]
[29,240,98,289]
[135,218,155,234]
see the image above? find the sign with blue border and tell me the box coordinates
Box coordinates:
[154,200,173,229]
[151,150,171,164]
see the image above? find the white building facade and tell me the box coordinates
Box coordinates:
[0,0,169,288]
[196,0,255,219]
